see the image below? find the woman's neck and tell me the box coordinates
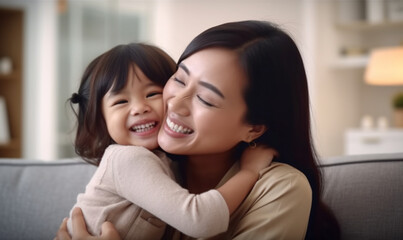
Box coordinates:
[184,151,237,193]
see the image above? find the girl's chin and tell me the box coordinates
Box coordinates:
[133,140,159,150]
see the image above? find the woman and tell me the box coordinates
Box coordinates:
[57,20,339,239]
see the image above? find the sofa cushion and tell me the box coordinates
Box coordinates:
[0,158,96,240]
[320,153,403,240]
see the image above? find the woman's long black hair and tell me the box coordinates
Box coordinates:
[178,20,339,239]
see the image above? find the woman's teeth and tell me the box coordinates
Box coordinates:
[166,118,193,134]
[131,122,156,132]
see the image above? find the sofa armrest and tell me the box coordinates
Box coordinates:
[0,158,96,239]
[320,153,403,240]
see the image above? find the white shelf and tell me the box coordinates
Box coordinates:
[332,20,403,70]
[332,55,369,69]
[345,128,403,155]
[335,20,403,31]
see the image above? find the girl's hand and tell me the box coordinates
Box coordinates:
[240,145,277,174]
[54,207,121,240]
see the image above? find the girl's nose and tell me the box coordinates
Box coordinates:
[130,101,151,116]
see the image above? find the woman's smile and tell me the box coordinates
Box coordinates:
[165,117,194,135]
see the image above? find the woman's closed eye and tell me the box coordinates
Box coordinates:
[174,77,185,86]
[197,95,216,107]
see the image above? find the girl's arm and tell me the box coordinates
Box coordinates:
[217,146,277,214]
[107,145,274,238]
[109,145,224,238]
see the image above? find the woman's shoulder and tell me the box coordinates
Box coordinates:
[228,162,313,239]
[258,162,311,190]
[232,162,312,223]
[251,162,312,202]
[260,162,309,180]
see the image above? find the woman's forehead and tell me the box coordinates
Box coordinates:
[180,48,248,91]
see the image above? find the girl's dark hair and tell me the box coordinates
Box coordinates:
[68,43,176,166]
[178,20,340,239]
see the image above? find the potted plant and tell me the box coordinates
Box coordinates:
[393,92,403,127]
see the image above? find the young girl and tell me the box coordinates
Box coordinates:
[67,43,274,239]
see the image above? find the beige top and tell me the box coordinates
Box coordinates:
[171,161,312,240]
[67,144,229,240]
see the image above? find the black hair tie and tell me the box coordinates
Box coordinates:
[71,93,81,104]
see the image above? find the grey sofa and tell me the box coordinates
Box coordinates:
[1,153,402,240]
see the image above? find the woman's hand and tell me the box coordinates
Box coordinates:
[54,207,121,240]
[240,145,277,174]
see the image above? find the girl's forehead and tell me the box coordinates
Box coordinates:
[108,63,136,91]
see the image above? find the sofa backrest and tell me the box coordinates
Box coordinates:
[320,153,403,240]
[0,158,96,240]
[1,153,402,240]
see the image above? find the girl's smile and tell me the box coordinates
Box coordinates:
[129,120,159,135]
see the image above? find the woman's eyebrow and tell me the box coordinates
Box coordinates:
[179,62,225,99]
[178,63,190,75]
[199,81,225,99]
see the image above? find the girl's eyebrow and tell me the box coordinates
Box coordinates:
[178,63,225,99]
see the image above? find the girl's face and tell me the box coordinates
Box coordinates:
[158,48,254,155]
[102,65,164,150]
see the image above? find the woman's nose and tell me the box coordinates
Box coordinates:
[166,92,191,116]
[130,101,151,116]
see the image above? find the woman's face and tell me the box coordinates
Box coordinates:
[158,48,254,155]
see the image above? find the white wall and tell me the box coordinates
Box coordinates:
[314,1,360,157]
[151,0,306,61]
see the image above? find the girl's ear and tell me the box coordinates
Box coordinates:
[242,124,267,143]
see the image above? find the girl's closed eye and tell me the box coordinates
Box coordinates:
[146,91,163,98]
[112,99,128,106]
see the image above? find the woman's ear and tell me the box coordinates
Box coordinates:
[243,124,267,143]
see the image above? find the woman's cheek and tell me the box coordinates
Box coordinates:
[163,80,175,103]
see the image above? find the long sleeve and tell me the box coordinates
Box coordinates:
[106,145,229,238]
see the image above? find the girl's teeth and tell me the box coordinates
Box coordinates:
[132,122,156,132]
[166,118,193,134]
